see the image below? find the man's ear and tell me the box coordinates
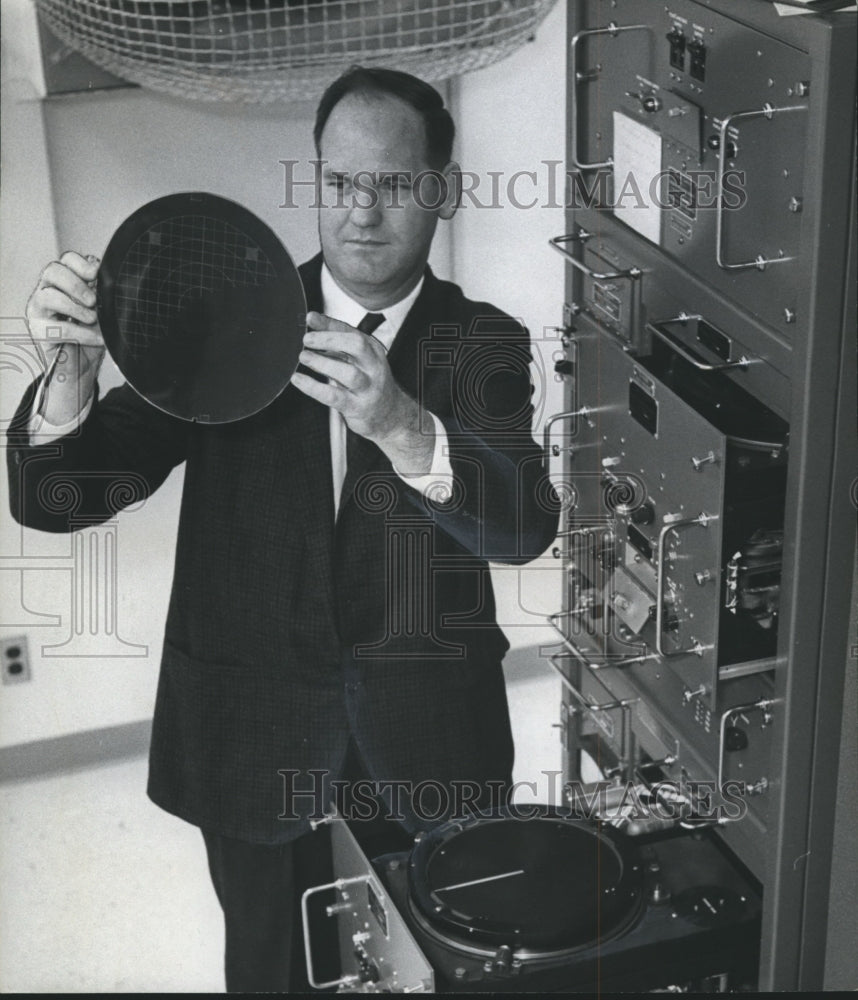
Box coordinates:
[438,160,461,221]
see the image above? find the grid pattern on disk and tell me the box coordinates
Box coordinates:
[113,213,276,360]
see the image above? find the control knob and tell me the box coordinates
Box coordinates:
[625,90,662,113]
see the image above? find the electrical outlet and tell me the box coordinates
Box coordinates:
[2,635,31,684]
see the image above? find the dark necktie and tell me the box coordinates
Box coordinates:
[342,312,386,504]
[357,312,386,337]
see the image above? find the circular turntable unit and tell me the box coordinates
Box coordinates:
[407,809,646,963]
[368,808,762,992]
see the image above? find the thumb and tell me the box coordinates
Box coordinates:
[306,311,356,333]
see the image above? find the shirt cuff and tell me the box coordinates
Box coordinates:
[392,411,455,504]
[27,393,93,443]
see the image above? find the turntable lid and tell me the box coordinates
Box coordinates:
[408,812,643,952]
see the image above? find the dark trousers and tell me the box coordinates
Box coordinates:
[201,739,412,993]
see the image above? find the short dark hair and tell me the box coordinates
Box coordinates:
[313,66,455,169]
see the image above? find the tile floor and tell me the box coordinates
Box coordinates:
[0,757,223,993]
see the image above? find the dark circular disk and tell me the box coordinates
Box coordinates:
[408,808,644,954]
[97,192,306,423]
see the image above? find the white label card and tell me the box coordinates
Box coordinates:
[612,111,663,245]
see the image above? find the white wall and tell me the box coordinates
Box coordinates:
[451,0,567,651]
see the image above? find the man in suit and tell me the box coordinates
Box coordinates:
[9,67,558,991]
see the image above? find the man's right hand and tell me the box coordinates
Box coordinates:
[26,251,105,426]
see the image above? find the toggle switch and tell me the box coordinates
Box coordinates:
[688,39,707,82]
[683,684,708,704]
[667,27,686,71]
[691,451,718,472]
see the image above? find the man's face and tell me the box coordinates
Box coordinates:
[317,92,451,309]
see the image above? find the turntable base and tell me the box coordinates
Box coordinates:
[378,824,761,993]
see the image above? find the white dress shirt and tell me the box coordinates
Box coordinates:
[28,264,455,515]
[320,264,453,515]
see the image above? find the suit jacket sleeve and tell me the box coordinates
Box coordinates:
[7,378,189,532]
[403,311,559,565]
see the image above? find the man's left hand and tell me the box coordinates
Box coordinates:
[291,312,435,475]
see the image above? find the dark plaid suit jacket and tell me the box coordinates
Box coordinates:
[7,254,558,843]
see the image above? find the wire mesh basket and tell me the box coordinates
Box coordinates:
[35,0,559,103]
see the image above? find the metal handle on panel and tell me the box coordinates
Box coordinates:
[301,876,370,990]
[715,104,807,271]
[547,612,649,670]
[549,232,643,281]
[570,22,650,170]
[655,514,717,657]
[542,406,592,465]
[548,653,638,713]
[549,652,638,779]
[647,317,757,371]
